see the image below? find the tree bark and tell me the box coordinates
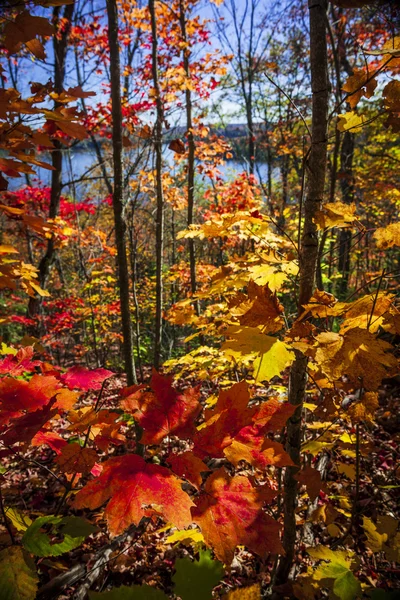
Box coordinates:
[149,0,165,370]
[272,0,329,591]
[27,3,74,325]
[179,0,197,301]
[337,130,355,298]
[106,0,137,386]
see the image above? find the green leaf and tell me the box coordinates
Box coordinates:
[333,570,361,600]
[89,585,168,600]
[0,546,38,600]
[22,515,97,557]
[59,516,99,539]
[172,549,224,600]
[309,546,361,600]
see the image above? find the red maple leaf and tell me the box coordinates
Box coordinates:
[31,430,67,454]
[193,381,256,459]
[191,468,282,564]
[1,398,58,447]
[0,346,41,376]
[121,370,201,445]
[60,366,113,391]
[167,451,210,489]
[0,375,60,426]
[73,454,194,535]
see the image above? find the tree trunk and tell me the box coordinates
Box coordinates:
[272,0,329,592]
[337,130,355,298]
[179,0,197,301]
[27,3,74,325]
[149,0,165,370]
[106,0,137,386]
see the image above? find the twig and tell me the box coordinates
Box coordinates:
[367,269,385,330]
[264,73,312,138]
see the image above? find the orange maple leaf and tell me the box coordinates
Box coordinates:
[191,468,282,564]
[73,455,194,535]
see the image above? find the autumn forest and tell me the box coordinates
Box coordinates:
[0,0,399,598]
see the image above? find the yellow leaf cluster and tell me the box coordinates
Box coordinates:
[374,222,400,249]
[314,328,396,390]
[314,202,358,230]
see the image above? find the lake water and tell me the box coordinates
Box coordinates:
[8,147,271,195]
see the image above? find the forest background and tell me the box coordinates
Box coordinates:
[0,0,399,599]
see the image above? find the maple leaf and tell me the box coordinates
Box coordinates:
[308,546,361,600]
[337,111,366,133]
[167,451,210,489]
[0,346,41,376]
[172,549,224,600]
[93,425,125,452]
[60,366,113,391]
[193,381,256,459]
[55,443,98,474]
[314,328,396,390]
[313,202,358,230]
[383,80,400,113]
[348,391,378,423]
[0,375,59,416]
[221,326,294,383]
[342,68,377,108]
[300,289,343,320]
[373,222,400,249]
[31,430,67,454]
[295,466,322,501]
[252,397,296,431]
[191,468,282,564]
[1,398,58,447]
[121,370,201,444]
[224,436,293,469]
[339,292,394,333]
[0,546,38,600]
[230,281,284,333]
[67,408,120,433]
[73,454,194,535]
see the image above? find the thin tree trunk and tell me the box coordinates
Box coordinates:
[272,0,329,591]
[27,3,74,325]
[179,0,197,301]
[337,130,355,298]
[106,0,137,386]
[149,0,165,370]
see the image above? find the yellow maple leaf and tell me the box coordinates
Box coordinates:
[229,281,284,333]
[363,516,388,552]
[314,202,358,230]
[314,328,396,390]
[348,392,378,423]
[374,222,400,249]
[337,111,366,132]
[221,325,294,383]
[340,292,395,333]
